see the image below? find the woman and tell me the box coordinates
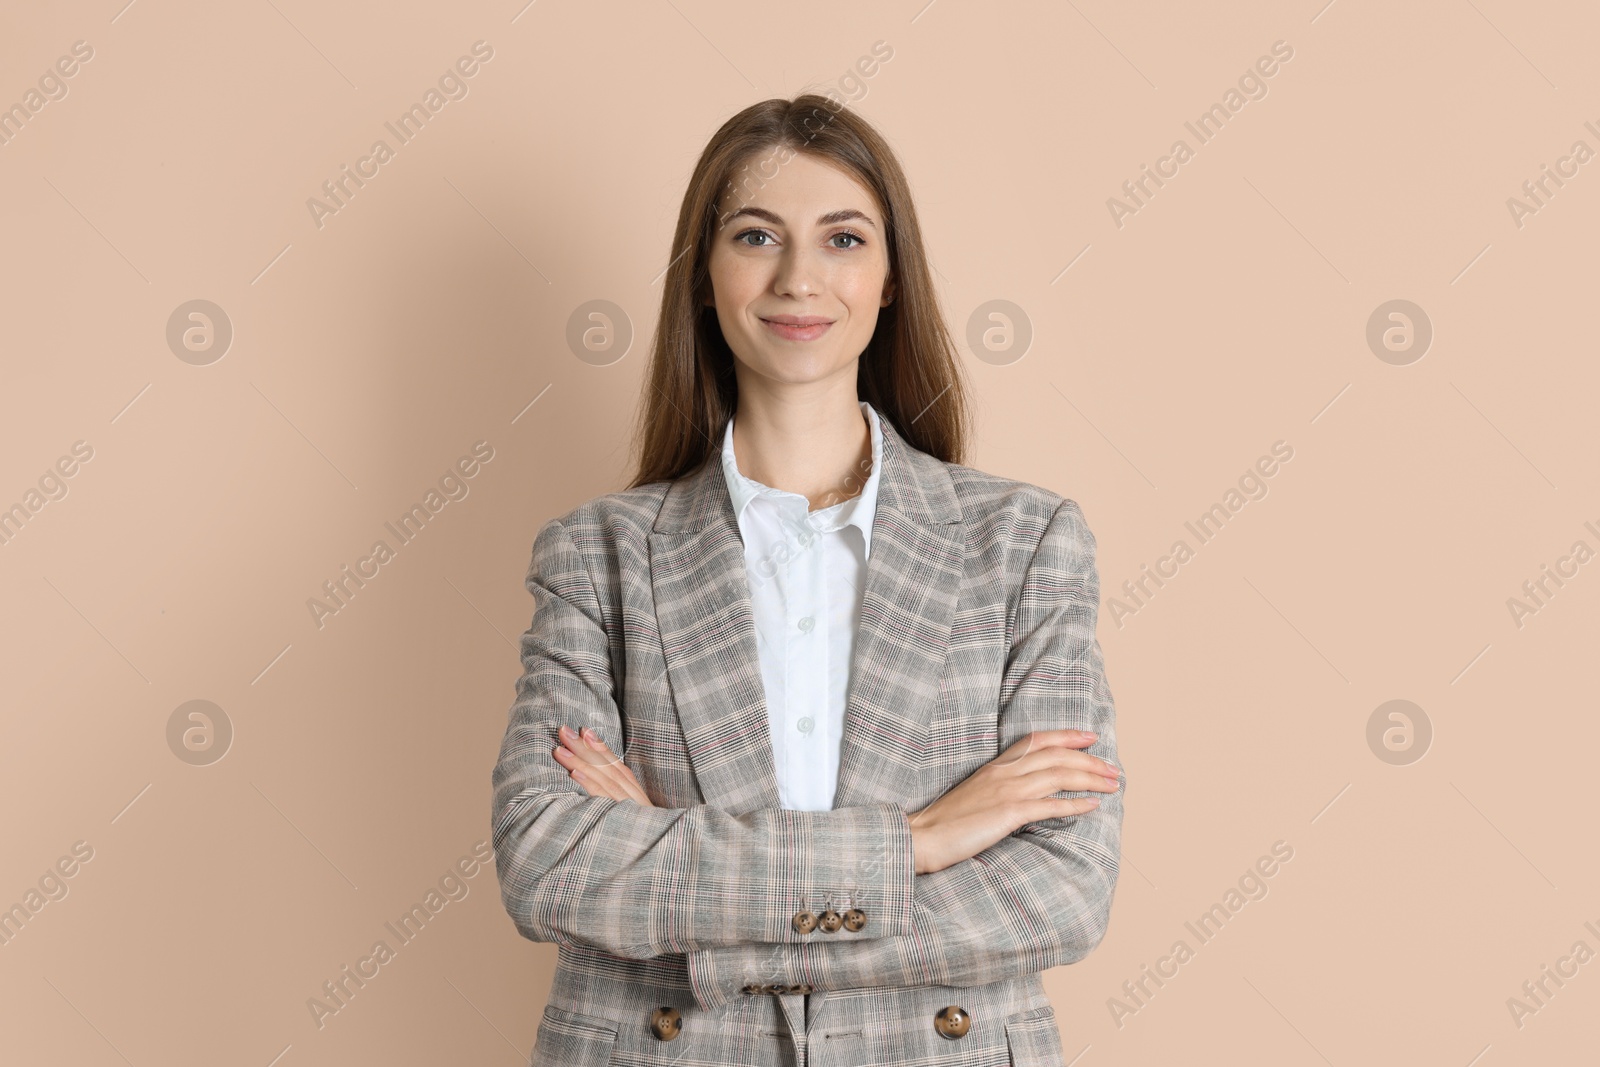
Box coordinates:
[491,93,1123,1067]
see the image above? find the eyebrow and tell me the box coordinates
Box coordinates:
[720,206,878,230]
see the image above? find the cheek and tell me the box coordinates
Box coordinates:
[833,265,888,317]
[709,256,767,314]
[834,243,889,294]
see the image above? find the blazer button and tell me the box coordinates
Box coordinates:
[741,983,763,995]
[785,982,814,994]
[818,908,843,933]
[934,1005,972,1040]
[761,983,787,995]
[650,1006,683,1041]
[843,908,866,931]
[792,910,817,934]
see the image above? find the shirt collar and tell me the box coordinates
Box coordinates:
[721,400,884,559]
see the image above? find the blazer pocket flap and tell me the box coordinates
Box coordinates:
[1004,1004,1065,1066]
[531,1003,619,1066]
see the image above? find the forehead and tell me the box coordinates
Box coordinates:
[716,150,883,224]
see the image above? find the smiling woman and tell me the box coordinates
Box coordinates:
[491,93,1124,1067]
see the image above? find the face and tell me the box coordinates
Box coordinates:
[704,150,895,394]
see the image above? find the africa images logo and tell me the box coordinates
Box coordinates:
[306,41,494,230]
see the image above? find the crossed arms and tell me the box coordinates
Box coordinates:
[490,499,1123,1011]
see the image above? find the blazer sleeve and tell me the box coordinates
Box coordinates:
[685,498,1123,1011]
[491,516,918,961]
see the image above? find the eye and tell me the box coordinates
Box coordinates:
[734,229,774,247]
[832,229,867,249]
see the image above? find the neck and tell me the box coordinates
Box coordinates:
[730,386,873,512]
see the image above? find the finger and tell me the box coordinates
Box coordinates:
[996,741,1117,783]
[556,729,641,793]
[993,729,1100,767]
[553,744,633,802]
[556,744,612,774]
[1001,738,1119,779]
[1019,728,1100,748]
[556,730,652,806]
[1014,796,1103,827]
[1046,796,1102,818]
[1049,729,1101,752]
[1064,768,1122,792]
[576,729,654,806]
[1008,767,1119,801]
[1048,746,1122,780]
[594,760,652,806]
[577,764,638,803]
[559,725,621,769]
[556,753,595,795]
[553,746,612,796]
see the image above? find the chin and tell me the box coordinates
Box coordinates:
[742,344,833,370]
[770,355,855,381]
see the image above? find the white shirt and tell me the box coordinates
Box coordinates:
[721,400,884,812]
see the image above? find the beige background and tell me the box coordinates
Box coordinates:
[2,1,1596,1063]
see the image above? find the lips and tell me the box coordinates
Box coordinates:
[761,316,834,341]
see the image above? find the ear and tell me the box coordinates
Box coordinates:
[880,273,896,307]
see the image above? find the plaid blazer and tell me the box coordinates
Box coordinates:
[491,410,1123,1066]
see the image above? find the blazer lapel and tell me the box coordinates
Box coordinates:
[649,457,782,815]
[829,415,964,809]
[649,410,965,816]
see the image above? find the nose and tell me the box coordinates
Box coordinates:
[772,246,822,297]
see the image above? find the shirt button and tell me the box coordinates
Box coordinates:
[796,716,813,734]
[797,616,814,632]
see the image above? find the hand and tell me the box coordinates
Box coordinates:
[553,724,655,807]
[907,729,1119,875]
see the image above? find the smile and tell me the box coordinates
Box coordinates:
[760,318,834,341]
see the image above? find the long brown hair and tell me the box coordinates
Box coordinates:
[624,93,972,489]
